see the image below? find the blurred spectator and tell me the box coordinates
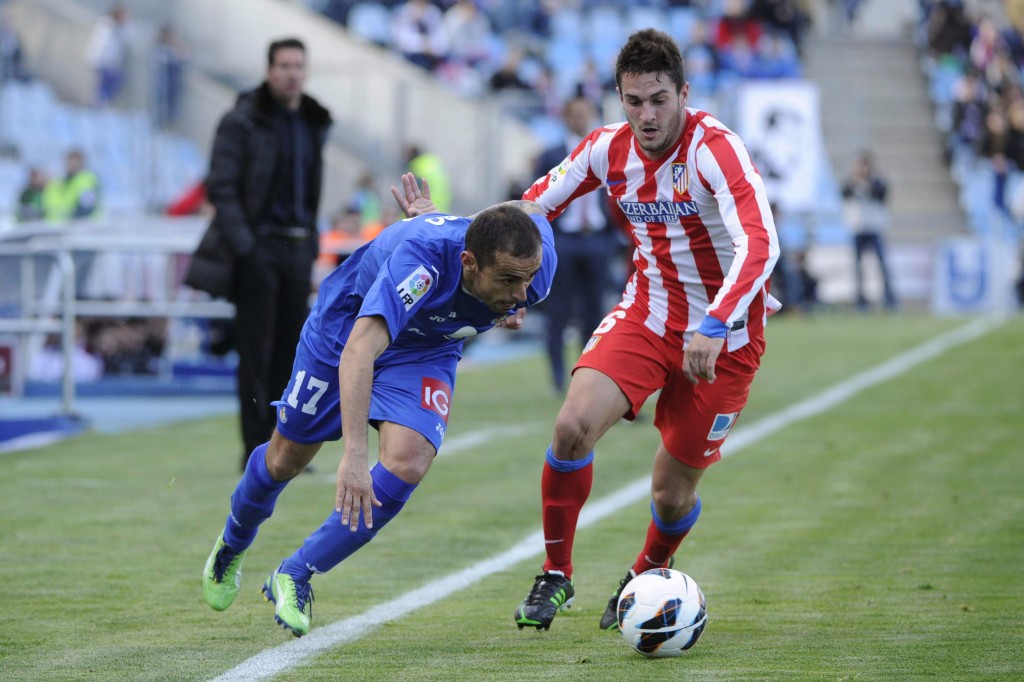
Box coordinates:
[488,46,532,91]
[1003,98,1024,170]
[0,5,27,83]
[42,149,101,222]
[714,0,763,54]
[968,16,1004,75]
[573,58,609,107]
[86,3,131,107]
[532,96,618,395]
[316,206,364,278]
[16,167,48,222]
[753,30,802,78]
[405,144,452,212]
[950,69,990,154]
[841,151,897,311]
[152,24,188,129]
[28,326,104,383]
[925,0,972,60]
[443,0,492,68]
[748,0,807,55]
[533,63,564,119]
[769,203,817,313]
[348,170,384,230]
[393,0,449,71]
[683,19,721,94]
[88,317,167,376]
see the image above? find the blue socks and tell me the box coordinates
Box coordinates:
[222,443,288,552]
[280,462,417,581]
[651,496,702,535]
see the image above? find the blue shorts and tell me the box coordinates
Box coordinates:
[273,333,459,453]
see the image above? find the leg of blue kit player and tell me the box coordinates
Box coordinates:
[263,422,435,637]
[202,432,321,612]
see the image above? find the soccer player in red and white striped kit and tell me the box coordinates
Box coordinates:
[515,28,781,631]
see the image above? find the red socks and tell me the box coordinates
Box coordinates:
[540,453,593,578]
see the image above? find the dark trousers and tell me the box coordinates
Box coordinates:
[233,236,314,462]
[544,231,617,392]
[853,231,896,308]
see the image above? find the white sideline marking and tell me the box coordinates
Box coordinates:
[439,422,543,457]
[211,316,1004,682]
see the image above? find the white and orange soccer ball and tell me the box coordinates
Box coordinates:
[616,568,707,658]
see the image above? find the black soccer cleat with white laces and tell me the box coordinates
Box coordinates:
[514,571,575,630]
[599,557,674,630]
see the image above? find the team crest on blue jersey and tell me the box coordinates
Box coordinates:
[396,265,433,311]
[707,412,738,441]
[672,163,689,196]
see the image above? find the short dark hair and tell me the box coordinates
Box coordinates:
[268,38,306,67]
[614,29,686,93]
[465,205,541,270]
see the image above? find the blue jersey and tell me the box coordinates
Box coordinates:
[304,212,556,364]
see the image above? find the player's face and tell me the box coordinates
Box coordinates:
[267,47,307,108]
[462,249,543,314]
[618,72,688,160]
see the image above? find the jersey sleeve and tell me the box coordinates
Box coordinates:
[525,213,558,306]
[694,128,780,327]
[358,239,443,342]
[523,130,605,220]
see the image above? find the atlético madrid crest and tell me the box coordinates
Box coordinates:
[672,162,689,196]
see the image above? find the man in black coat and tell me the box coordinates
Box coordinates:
[531,96,620,394]
[201,37,332,470]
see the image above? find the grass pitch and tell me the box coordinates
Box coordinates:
[1,312,1021,681]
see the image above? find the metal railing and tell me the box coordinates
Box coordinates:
[0,216,235,415]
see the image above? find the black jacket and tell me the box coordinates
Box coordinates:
[185,83,332,299]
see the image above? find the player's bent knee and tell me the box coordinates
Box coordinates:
[651,489,698,522]
[266,435,320,481]
[551,414,597,459]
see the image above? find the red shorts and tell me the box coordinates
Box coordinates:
[574,304,763,469]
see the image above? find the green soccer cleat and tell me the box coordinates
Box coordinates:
[262,567,314,637]
[514,571,574,630]
[202,533,247,611]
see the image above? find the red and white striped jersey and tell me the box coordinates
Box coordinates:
[524,107,780,350]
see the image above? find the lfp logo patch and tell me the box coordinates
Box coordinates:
[548,158,570,185]
[707,412,738,441]
[397,265,433,310]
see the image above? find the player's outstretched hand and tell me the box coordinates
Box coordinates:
[335,456,382,532]
[496,307,527,331]
[391,172,437,218]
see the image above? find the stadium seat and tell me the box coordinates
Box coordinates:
[626,6,668,34]
[548,8,585,48]
[585,6,625,47]
[667,7,699,43]
[347,3,393,47]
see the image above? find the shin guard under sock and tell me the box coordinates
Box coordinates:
[280,462,417,581]
[223,442,287,552]
[541,447,594,578]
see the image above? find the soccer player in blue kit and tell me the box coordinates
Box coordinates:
[202,175,556,636]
